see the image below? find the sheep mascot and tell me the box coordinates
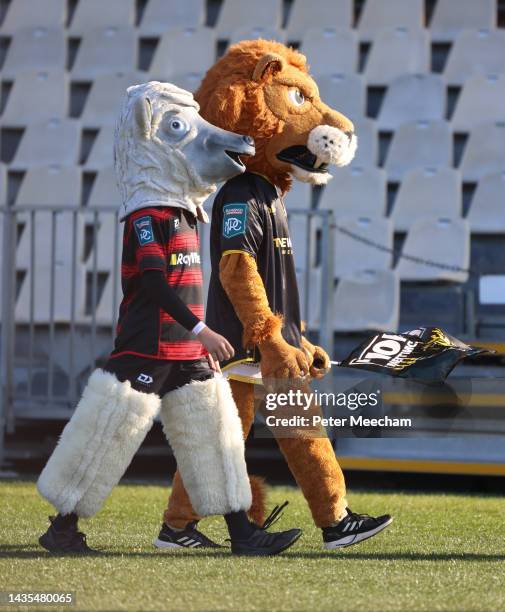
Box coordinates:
[158,41,393,550]
[37,81,301,556]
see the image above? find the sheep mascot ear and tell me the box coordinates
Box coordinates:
[252,53,286,82]
[133,95,152,139]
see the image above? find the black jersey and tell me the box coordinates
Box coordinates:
[111,206,206,361]
[206,172,302,366]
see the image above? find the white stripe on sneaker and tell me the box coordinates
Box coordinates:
[324,517,394,550]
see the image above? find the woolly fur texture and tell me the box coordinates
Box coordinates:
[37,370,160,517]
[160,376,252,516]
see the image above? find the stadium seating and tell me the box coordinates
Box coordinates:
[14,165,82,208]
[286,0,353,42]
[391,167,462,231]
[300,27,358,75]
[332,269,400,332]
[148,27,216,81]
[86,167,121,209]
[68,0,135,32]
[138,0,205,34]
[0,164,6,206]
[1,70,68,124]
[10,119,81,168]
[319,166,387,216]
[316,73,366,120]
[384,120,452,181]
[333,216,393,278]
[429,0,496,41]
[83,126,115,168]
[377,74,446,130]
[396,218,470,282]
[229,26,285,45]
[79,72,146,128]
[444,29,505,85]
[364,27,430,85]
[2,27,66,78]
[357,0,424,40]
[284,181,312,210]
[0,0,66,32]
[459,122,505,181]
[214,0,283,39]
[71,27,137,80]
[467,172,505,234]
[451,74,505,131]
[350,118,378,167]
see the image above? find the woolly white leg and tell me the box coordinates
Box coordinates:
[160,375,251,516]
[37,369,160,517]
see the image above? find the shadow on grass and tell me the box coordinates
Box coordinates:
[1,545,505,562]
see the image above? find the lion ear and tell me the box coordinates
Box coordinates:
[252,53,285,82]
[133,96,152,138]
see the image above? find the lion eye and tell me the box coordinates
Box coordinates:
[288,88,305,106]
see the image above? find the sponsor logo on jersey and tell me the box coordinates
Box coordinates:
[137,373,154,385]
[222,203,248,238]
[134,216,155,245]
[170,252,201,266]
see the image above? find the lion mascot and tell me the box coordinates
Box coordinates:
[157,41,392,550]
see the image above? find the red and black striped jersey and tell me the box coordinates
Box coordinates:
[111,206,206,361]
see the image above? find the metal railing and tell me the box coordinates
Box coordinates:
[0,205,333,463]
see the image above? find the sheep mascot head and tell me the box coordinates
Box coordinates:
[114,81,255,222]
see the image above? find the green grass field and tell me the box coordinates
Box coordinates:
[1,479,504,612]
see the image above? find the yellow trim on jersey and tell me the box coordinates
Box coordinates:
[248,171,275,186]
[221,249,255,257]
[221,357,257,371]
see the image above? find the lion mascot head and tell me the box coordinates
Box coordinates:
[195,39,357,192]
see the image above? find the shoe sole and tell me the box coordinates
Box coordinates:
[153,538,187,550]
[324,517,394,550]
[232,530,302,557]
[39,533,99,555]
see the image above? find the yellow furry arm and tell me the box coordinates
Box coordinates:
[219,251,282,347]
[300,336,330,380]
[219,252,309,380]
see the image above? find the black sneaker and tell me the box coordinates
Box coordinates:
[153,521,224,549]
[39,516,97,554]
[231,502,302,556]
[323,507,393,549]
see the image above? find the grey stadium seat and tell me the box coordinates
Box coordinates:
[71,27,137,80]
[459,122,505,181]
[148,27,216,82]
[170,72,206,93]
[391,167,462,232]
[333,269,400,332]
[14,165,82,208]
[286,0,352,42]
[316,73,366,120]
[1,70,68,124]
[69,0,135,32]
[351,117,378,167]
[229,26,285,45]
[0,0,66,32]
[377,74,446,131]
[384,120,452,182]
[396,218,470,283]
[319,166,387,217]
[84,125,115,168]
[333,215,393,278]
[0,163,6,205]
[430,0,496,42]
[10,118,81,168]
[300,27,358,76]
[1,27,66,79]
[451,74,505,132]
[214,0,282,39]
[139,0,205,35]
[80,72,147,128]
[467,172,505,234]
[87,167,121,209]
[364,27,430,86]
[357,0,424,41]
[444,29,505,86]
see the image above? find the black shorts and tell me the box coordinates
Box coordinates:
[103,355,214,396]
